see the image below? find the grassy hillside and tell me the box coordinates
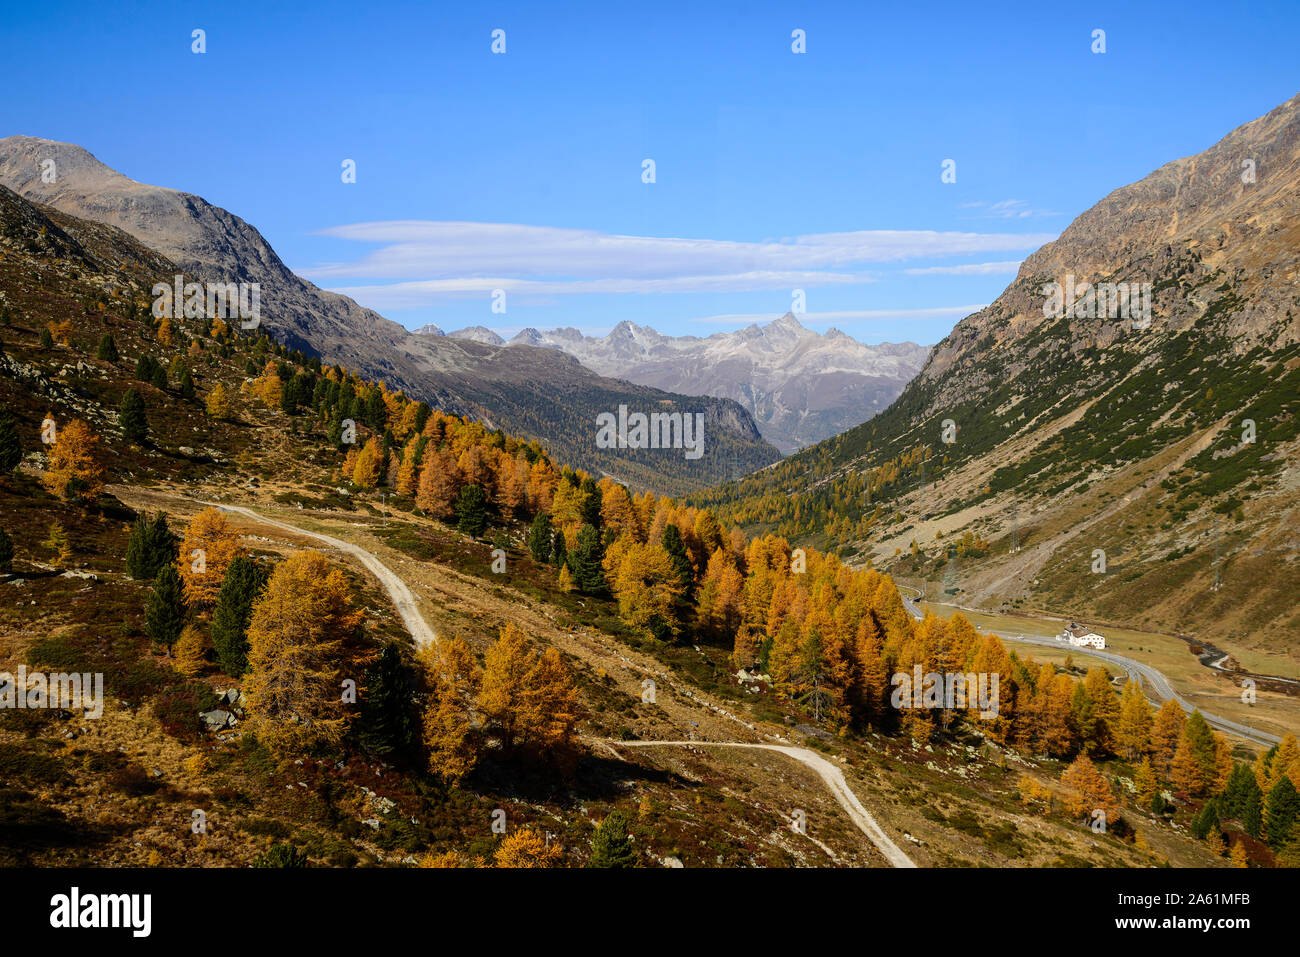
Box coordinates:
[0,186,1284,870]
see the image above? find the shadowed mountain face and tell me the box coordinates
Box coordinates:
[690,92,1300,649]
[0,136,778,494]
[479,315,929,454]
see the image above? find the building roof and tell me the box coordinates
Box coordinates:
[1064,622,1104,639]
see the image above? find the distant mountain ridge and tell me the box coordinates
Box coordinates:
[0,135,779,493]
[416,314,929,453]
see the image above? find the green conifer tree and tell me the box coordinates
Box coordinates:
[210,555,266,676]
[96,333,119,362]
[119,387,148,444]
[588,809,637,868]
[357,643,416,756]
[454,483,488,537]
[528,512,553,563]
[568,524,605,594]
[145,564,187,648]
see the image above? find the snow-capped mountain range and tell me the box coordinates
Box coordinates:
[418,314,930,453]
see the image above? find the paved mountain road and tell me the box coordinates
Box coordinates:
[898,591,1280,747]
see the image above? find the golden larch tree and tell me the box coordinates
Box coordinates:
[395,440,421,496]
[421,636,480,784]
[1060,753,1117,821]
[40,418,104,502]
[351,436,383,489]
[611,542,684,640]
[205,381,232,419]
[1115,679,1154,760]
[244,550,366,753]
[494,828,562,868]
[477,623,582,766]
[1150,698,1185,773]
[415,446,459,519]
[178,507,246,610]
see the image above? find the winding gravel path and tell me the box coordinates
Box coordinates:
[611,740,916,868]
[205,501,439,651]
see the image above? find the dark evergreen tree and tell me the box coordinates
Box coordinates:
[150,364,168,390]
[210,555,266,676]
[0,527,13,574]
[96,333,119,362]
[1192,800,1219,840]
[134,354,155,381]
[178,367,196,400]
[1243,785,1263,839]
[550,527,568,568]
[125,512,177,580]
[568,523,606,594]
[528,512,553,563]
[327,413,345,448]
[579,476,602,531]
[454,483,488,537]
[364,389,387,431]
[1222,763,1251,818]
[588,809,637,868]
[145,564,186,648]
[412,402,431,434]
[357,643,416,756]
[1266,777,1300,850]
[0,407,21,474]
[661,523,695,597]
[119,387,148,444]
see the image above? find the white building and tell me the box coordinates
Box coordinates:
[1061,621,1106,649]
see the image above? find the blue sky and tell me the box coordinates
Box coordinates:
[4,0,1297,344]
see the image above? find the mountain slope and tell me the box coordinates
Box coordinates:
[0,136,777,493]
[691,92,1300,656]
[3,183,1237,872]
[496,315,928,453]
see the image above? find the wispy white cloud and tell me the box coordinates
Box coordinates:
[300,221,1054,280]
[301,220,1052,311]
[904,260,1022,276]
[687,305,988,325]
[327,271,873,310]
[960,200,1060,219]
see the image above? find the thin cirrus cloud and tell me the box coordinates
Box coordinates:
[904,261,1023,276]
[298,221,1056,307]
[959,200,1060,219]
[688,305,991,325]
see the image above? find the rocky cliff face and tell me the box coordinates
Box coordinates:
[0,137,778,493]
[920,93,1300,395]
